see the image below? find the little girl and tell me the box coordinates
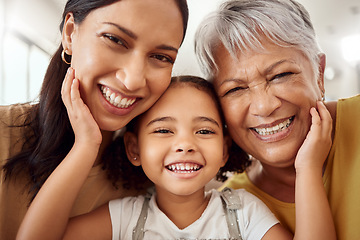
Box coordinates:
[17,76,335,239]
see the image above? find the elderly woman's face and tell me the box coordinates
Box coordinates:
[213,40,324,167]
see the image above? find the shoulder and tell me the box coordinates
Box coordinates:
[109,195,147,239]
[336,94,360,113]
[220,188,279,240]
[329,95,360,133]
[109,195,146,212]
[0,104,34,165]
[108,195,146,224]
[0,103,33,118]
[225,188,269,206]
[0,103,33,130]
[218,187,274,214]
[326,94,360,119]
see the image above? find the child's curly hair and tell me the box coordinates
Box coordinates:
[103,75,251,190]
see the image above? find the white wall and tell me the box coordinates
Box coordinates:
[4,0,62,53]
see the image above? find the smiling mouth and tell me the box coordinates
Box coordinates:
[252,116,294,136]
[100,85,137,109]
[165,162,203,173]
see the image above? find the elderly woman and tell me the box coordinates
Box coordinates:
[195,0,360,239]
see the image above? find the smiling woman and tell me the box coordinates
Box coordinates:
[195,0,360,239]
[0,0,188,239]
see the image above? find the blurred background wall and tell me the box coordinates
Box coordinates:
[1,0,360,105]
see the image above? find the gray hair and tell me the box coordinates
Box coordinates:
[195,0,323,80]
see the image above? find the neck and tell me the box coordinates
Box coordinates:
[155,187,210,229]
[94,130,114,166]
[247,159,296,202]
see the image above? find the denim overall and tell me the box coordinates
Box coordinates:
[132,187,243,240]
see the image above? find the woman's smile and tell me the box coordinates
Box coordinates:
[100,85,137,109]
[251,116,294,142]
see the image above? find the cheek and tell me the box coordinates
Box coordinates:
[139,139,165,162]
[72,46,110,79]
[221,99,245,126]
[147,71,172,97]
[205,139,226,164]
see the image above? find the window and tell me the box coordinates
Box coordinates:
[0,32,50,105]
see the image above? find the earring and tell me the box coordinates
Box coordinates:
[134,157,137,161]
[61,49,71,65]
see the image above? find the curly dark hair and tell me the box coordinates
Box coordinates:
[107,75,251,189]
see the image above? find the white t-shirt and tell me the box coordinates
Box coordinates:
[109,189,278,240]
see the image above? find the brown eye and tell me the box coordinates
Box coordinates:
[271,72,293,81]
[154,128,172,134]
[103,34,128,48]
[196,129,215,135]
[223,86,247,97]
[151,54,174,64]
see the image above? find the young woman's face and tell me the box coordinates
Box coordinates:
[62,0,184,131]
[213,40,324,168]
[132,86,227,197]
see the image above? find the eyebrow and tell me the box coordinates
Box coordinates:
[195,116,220,127]
[146,117,175,127]
[104,22,137,39]
[264,59,295,74]
[219,59,296,87]
[103,22,178,53]
[146,116,220,128]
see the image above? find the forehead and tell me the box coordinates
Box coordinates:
[83,0,184,43]
[213,40,309,85]
[139,86,221,124]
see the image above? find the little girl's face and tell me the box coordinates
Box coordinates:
[132,85,228,197]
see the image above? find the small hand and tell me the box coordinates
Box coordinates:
[295,101,333,172]
[61,68,102,147]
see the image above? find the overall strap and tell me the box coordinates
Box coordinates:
[220,187,243,240]
[132,190,153,240]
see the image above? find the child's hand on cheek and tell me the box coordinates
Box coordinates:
[61,68,102,147]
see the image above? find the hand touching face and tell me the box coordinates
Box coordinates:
[214,39,325,167]
[62,0,184,131]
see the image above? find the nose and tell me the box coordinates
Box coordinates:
[116,54,146,91]
[248,82,281,117]
[174,134,197,153]
[176,147,195,153]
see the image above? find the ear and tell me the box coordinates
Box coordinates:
[221,135,231,167]
[62,12,76,55]
[317,53,326,97]
[124,132,141,166]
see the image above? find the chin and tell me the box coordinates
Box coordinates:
[252,145,298,166]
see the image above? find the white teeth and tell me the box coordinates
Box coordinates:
[114,96,121,104]
[254,117,294,136]
[110,93,116,101]
[100,86,136,109]
[166,163,201,173]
